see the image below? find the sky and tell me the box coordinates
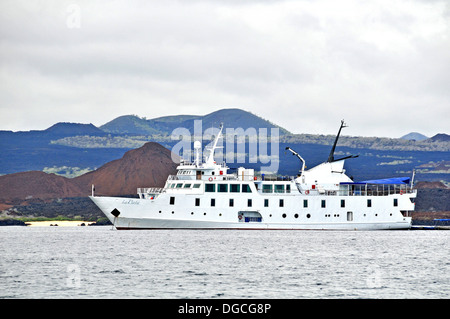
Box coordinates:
[1,0,449,138]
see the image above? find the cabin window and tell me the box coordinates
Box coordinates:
[205,184,215,192]
[242,184,252,193]
[279,199,284,207]
[367,199,372,207]
[176,183,183,188]
[218,184,228,193]
[248,199,252,207]
[262,184,272,193]
[264,199,269,207]
[275,185,284,193]
[394,198,398,207]
[229,199,234,207]
[170,197,175,205]
[211,198,215,207]
[286,185,291,193]
[321,200,326,208]
[230,184,240,193]
[195,198,200,206]
[193,184,201,188]
[184,184,191,188]
[303,199,308,208]
[341,199,345,208]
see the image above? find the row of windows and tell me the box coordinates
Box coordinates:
[168,183,201,189]
[205,183,252,193]
[157,210,394,218]
[170,197,400,207]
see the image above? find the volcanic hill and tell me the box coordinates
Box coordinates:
[74,142,179,196]
[0,142,178,209]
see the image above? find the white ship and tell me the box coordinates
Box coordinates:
[90,121,416,230]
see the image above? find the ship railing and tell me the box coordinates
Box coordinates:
[137,187,165,195]
[337,184,416,196]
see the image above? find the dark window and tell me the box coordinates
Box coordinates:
[321,200,326,208]
[367,199,372,207]
[205,184,215,192]
[211,198,215,207]
[218,184,228,193]
[242,184,252,193]
[195,198,200,206]
[230,184,240,193]
[170,197,175,205]
[264,199,269,207]
[279,199,284,207]
[341,199,345,208]
[229,199,234,207]
[248,199,252,207]
[394,198,398,207]
[303,199,308,208]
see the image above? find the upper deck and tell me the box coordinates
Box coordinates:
[138,173,416,199]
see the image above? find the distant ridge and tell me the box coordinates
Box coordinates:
[429,133,450,142]
[100,108,292,136]
[45,122,105,136]
[400,132,428,141]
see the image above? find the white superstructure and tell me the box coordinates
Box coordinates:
[90,122,416,230]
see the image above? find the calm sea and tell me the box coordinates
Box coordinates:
[0,226,448,299]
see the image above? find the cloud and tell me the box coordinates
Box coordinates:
[0,0,449,138]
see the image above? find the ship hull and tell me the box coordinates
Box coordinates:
[90,195,412,230]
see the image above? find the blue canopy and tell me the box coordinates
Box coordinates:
[342,177,410,185]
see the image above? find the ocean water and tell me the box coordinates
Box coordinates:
[0,226,448,299]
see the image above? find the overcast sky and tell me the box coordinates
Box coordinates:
[1,0,449,137]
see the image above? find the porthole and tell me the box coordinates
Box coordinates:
[294,214,299,218]
[282,213,287,218]
[191,212,194,215]
[306,214,311,218]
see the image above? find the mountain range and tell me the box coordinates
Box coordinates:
[1,108,449,183]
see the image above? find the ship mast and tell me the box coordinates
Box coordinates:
[327,120,358,163]
[205,123,223,165]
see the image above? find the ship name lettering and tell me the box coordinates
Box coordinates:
[122,199,140,205]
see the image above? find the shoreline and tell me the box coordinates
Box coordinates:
[25,220,95,227]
